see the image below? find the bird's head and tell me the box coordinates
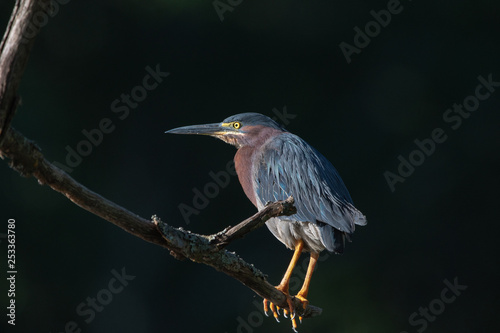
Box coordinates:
[165,113,285,148]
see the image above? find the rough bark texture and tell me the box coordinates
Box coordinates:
[0,0,323,320]
[0,0,49,143]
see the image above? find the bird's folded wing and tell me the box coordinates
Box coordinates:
[255,133,366,234]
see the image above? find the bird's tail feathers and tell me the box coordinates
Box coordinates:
[346,203,367,226]
[320,226,346,254]
[333,229,345,254]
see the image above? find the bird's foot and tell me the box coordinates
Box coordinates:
[263,298,281,322]
[263,284,297,330]
[291,294,309,330]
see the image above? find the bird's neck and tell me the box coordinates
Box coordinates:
[234,146,258,207]
[233,127,284,207]
[234,126,285,208]
[237,125,284,148]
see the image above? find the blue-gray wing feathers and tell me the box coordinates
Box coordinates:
[255,133,366,252]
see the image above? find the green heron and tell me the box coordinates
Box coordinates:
[166,113,366,331]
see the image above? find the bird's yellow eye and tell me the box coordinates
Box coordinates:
[233,122,241,129]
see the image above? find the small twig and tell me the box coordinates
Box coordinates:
[212,196,296,248]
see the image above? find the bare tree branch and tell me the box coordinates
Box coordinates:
[154,210,322,319]
[212,196,296,249]
[0,0,323,321]
[0,0,49,143]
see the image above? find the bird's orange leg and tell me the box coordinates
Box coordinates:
[263,239,304,322]
[291,251,319,329]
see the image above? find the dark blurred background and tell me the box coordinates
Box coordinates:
[1,0,499,332]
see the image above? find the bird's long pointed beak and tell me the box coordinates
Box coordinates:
[165,123,237,136]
